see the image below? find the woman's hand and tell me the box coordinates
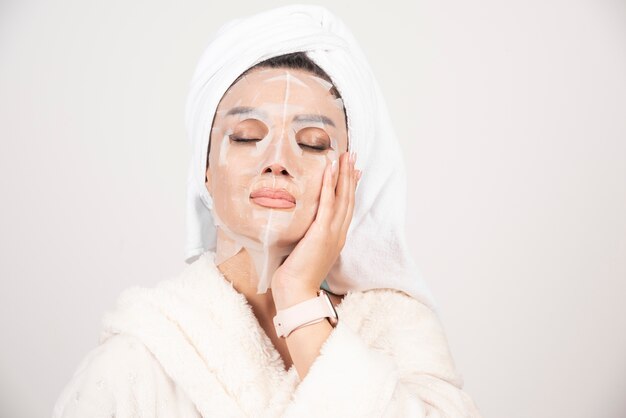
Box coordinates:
[271,151,361,310]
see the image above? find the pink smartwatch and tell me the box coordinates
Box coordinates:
[273,289,339,338]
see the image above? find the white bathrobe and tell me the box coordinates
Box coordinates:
[53,251,482,417]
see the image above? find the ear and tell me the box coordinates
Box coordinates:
[205,165,212,196]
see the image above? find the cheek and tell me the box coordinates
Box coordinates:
[211,164,252,202]
[209,167,252,227]
[295,159,327,206]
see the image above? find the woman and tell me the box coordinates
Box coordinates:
[53,5,482,417]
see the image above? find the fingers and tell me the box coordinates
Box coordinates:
[320,150,361,241]
[341,151,361,238]
[341,157,357,238]
[334,151,361,231]
[315,159,335,224]
[332,152,352,229]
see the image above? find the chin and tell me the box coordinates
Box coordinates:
[217,204,315,247]
[251,225,308,248]
[220,219,309,249]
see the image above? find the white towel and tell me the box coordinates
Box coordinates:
[184,4,438,313]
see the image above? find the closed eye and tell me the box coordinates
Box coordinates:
[299,143,329,152]
[229,134,262,143]
[295,127,331,152]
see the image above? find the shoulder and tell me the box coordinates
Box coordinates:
[53,334,196,418]
[342,287,442,331]
[53,255,221,418]
[52,334,157,417]
[342,288,463,386]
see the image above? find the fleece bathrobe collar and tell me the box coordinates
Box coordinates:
[98,250,355,417]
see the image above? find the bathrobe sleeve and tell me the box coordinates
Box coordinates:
[280,290,483,418]
[52,333,199,418]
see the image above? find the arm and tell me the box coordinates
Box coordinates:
[273,287,334,380]
[279,290,483,418]
[272,151,359,380]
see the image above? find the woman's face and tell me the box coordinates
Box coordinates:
[205,67,348,249]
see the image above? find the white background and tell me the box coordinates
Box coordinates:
[1,0,625,417]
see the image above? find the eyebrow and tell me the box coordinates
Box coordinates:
[225,106,264,117]
[225,106,336,127]
[293,114,336,127]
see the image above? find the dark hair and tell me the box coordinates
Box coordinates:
[206,52,348,176]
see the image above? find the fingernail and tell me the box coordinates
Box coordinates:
[356,170,362,181]
[331,159,338,174]
[350,152,355,164]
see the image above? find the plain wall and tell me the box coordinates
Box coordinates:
[1,0,625,417]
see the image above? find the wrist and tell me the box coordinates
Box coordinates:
[272,288,339,339]
[272,284,319,311]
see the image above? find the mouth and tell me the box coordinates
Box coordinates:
[249,187,296,209]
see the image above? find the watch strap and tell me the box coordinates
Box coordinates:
[273,289,338,338]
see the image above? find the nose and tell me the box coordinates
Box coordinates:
[262,163,291,177]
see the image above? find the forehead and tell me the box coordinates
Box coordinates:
[217,67,342,111]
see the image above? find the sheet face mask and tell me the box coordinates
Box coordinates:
[205,67,347,294]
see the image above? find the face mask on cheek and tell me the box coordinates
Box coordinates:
[206,68,345,294]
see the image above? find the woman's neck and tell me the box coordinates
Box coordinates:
[216,235,278,319]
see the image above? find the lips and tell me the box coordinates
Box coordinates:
[249,187,296,209]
